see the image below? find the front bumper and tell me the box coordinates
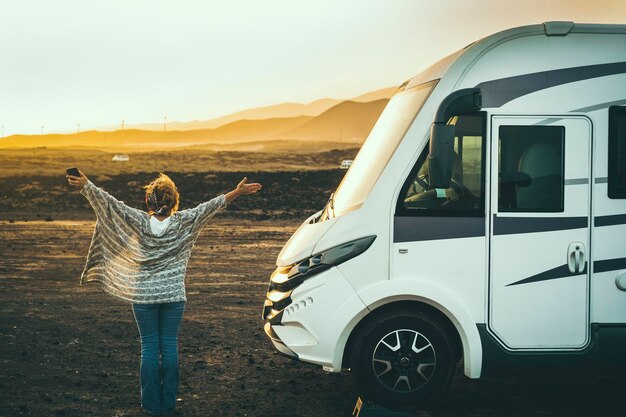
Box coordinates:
[263,322,298,358]
[261,265,369,372]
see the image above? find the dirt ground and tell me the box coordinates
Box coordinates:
[0,170,345,222]
[1,219,625,417]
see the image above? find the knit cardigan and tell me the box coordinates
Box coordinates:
[80,180,227,304]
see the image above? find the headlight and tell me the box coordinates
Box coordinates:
[270,235,376,292]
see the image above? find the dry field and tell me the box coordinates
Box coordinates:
[1,219,625,417]
[1,219,359,417]
[0,169,344,222]
[1,148,625,417]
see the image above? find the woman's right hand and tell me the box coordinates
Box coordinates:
[235,177,262,195]
[66,169,89,189]
[226,177,262,203]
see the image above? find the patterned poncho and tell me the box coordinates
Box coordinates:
[80,181,227,304]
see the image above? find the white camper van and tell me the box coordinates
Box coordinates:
[262,22,626,407]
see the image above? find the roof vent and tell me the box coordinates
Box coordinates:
[544,21,575,36]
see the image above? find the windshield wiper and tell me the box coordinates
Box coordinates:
[316,192,335,223]
[328,192,335,218]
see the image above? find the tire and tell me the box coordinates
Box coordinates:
[351,308,457,409]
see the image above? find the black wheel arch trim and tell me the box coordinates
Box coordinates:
[342,300,463,370]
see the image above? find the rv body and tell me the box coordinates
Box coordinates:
[262,22,626,406]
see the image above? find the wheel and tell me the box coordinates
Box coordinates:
[351,309,457,409]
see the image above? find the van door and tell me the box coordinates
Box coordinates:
[393,112,487,323]
[488,116,592,349]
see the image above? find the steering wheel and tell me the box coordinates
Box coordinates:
[405,175,477,210]
[441,178,477,208]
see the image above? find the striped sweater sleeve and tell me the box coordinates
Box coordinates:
[182,194,228,233]
[80,180,144,226]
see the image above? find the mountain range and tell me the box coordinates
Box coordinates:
[0,86,396,152]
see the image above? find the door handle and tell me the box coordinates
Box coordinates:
[567,242,586,274]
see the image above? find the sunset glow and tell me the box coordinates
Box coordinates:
[0,0,624,136]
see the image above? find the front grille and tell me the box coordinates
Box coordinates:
[262,264,297,323]
[263,257,331,324]
[262,297,286,325]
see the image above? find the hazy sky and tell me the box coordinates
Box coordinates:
[1,0,625,135]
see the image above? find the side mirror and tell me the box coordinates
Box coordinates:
[428,123,455,188]
[428,88,482,189]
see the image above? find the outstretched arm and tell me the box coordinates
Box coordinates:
[67,169,142,223]
[184,177,262,232]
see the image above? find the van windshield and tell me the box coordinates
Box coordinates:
[329,80,438,218]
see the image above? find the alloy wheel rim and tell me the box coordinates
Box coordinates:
[371,329,436,393]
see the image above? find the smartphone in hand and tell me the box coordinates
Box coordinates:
[66,167,80,177]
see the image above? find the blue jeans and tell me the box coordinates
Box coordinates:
[132,301,186,416]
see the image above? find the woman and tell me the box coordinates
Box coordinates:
[66,170,261,416]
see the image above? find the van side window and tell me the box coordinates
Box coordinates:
[398,113,486,216]
[608,106,626,199]
[498,125,564,212]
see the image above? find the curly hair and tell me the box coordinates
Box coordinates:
[144,173,179,217]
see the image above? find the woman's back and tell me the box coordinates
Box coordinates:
[79,180,228,304]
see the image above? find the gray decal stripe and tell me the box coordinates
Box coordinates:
[506,264,584,287]
[476,61,626,108]
[573,99,626,113]
[533,118,563,126]
[534,100,626,127]
[395,214,619,243]
[393,216,484,243]
[493,215,588,235]
[564,178,589,185]
[531,100,626,126]
[595,177,608,184]
[594,257,626,273]
[508,257,626,287]
[595,214,626,227]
